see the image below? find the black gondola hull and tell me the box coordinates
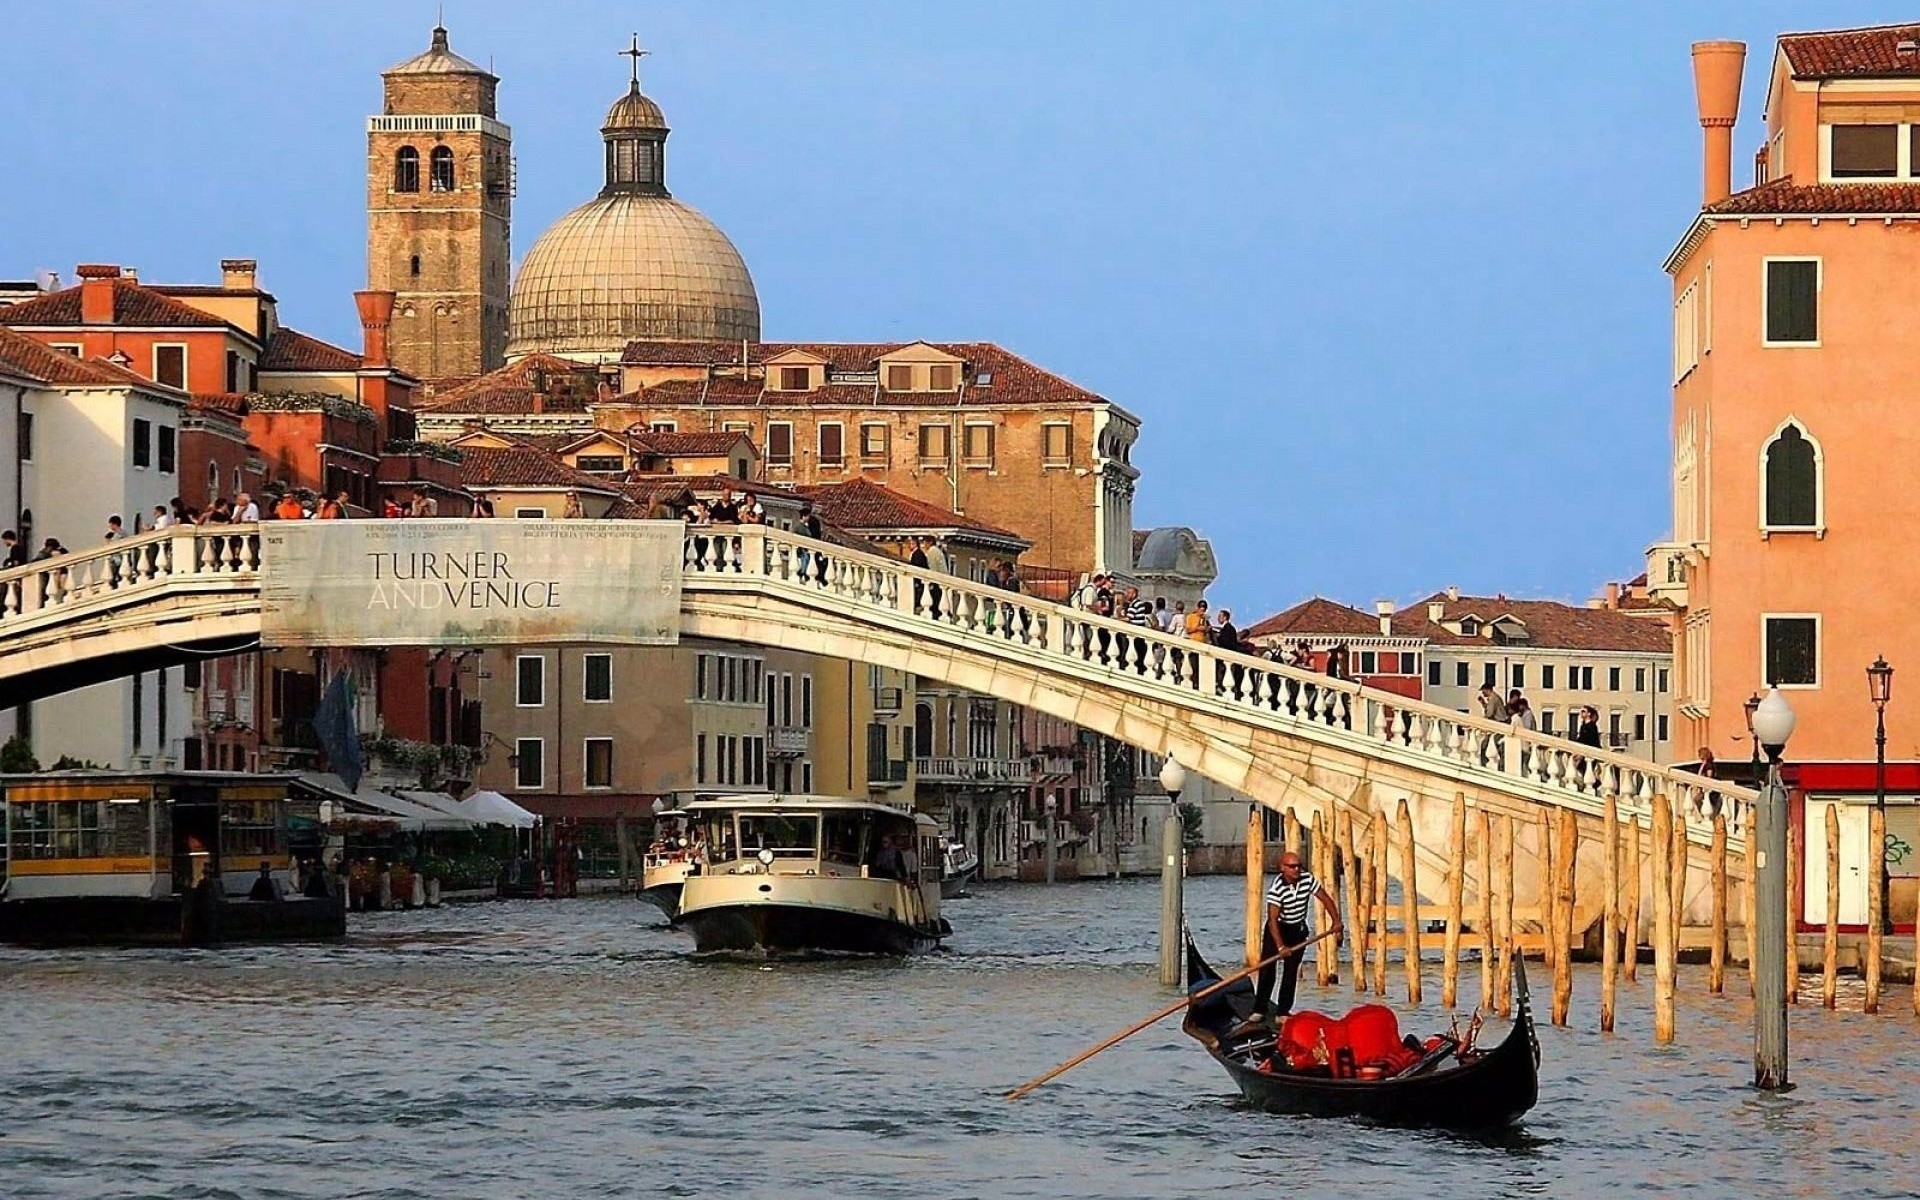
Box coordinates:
[1182,940,1539,1130]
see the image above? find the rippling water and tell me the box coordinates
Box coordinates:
[2,875,1917,1199]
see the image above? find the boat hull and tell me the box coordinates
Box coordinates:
[0,894,346,948]
[678,901,940,955]
[1183,941,1538,1130]
[939,866,975,899]
[638,881,683,920]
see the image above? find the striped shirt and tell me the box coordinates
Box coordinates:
[1265,870,1321,925]
[1125,598,1154,626]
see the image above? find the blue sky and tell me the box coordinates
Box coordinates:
[4,2,1913,618]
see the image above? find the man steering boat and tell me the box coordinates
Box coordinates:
[1248,851,1343,1023]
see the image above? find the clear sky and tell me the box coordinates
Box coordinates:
[4,2,1912,618]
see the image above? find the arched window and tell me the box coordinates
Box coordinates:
[1763,420,1821,530]
[208,462,220,499]
[394,146,420,193]
[430,146,455,193]
[409,254,421,277]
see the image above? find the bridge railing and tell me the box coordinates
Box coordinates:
[0,525,261,628]
[685,525,1756,844]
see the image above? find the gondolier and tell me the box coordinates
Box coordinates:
[1250,851,1342,1021]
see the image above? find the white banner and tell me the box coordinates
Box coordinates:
[259,520,683,647]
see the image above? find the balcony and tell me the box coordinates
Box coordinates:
[769,726,809,757]
[867,759,910,788]
[1644,542,1696,608]
[1032,754,1078,779]
[873,686,904,714]
[915,756,1034,786]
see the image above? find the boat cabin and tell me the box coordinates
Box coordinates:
[681,794,939,886]
[3,771,302,901]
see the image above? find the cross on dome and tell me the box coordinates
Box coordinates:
[620,33,649,89]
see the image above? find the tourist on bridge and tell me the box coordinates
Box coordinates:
[1507,691,1536,732]
[1248,850,1343,1023]
[273,493,304,521]
[151,505,173,530]
[235,493,260,522]
[1477,683,1508,723]
[1,530,21,568]
[563,489,586,519]
[1572,706,1602,749]
[1122,585,1153,673]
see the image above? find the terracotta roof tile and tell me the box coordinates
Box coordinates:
[617,340,1107,409]
[0,327,168,389]
[190,392,252,415]
[417,354,602,414]
[1396,593,1671,653]
[1705,177,1920,215]
[626,429,750,457]
[1780,24,1920,78]
[1246,597,1396,641]
[0,277,245,333]
[263,327,361,372]
[795,478,1028,544]
[455,443,623,493]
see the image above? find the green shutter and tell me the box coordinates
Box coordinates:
[1766,261,1818,343]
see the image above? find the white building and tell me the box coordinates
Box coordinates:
[1404,588,1675,762]
[0,328,191,770]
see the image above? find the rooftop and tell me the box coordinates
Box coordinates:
[417,354,601,415]
[796,478,1028,545]
[1245,597,1401,642]
[0,271,248,336]
[1780,23,1920,79]
[1399,593,1672,654]
[263,327,361,373]
[0,327,173,390]
[1704,177,1920,215]
[454,442,623,493]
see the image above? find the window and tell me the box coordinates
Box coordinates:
[696,734,707,783]
[886,364,913,392]
[777,366,810,391]
[818,422,844,468]
[962,423,994,465]
[1455,662,1469,687]
[515,739,544,790]
[394,146,420,192]
[430,146,455,192]
[1764,259,1819,345]
[157,426,175,474]
[154,345,187,389]
[1482,662,1496,688]
[132,419,152,468]
[1358,651,1377,674]
[1763,615,1819,687]
[1042,423,1072,463]
[515,508,546,519]
[1608,712,1623,743]
[50,344,80,357]
[801,674,813,727]
[1657,715,1670,741]
[1763,421,1820,529]
[1510,664,1525,690]
[584,738,613,789]
[1635,667,1647,692]
[802,761,814,793]
[516,655,544,706]
[928,363,957,391]
[1608,667,1621,691]
[1657,668,1669,693]
[781,673,794,726]
[576,455,625,474]
[1568,665,1593,690]
[1541,664,1555,690]
[224,350,239,393]
[17,411,31,462]
[918,424,951,463]
[1831,124,1897,178]
[767,422,793,467]
[1633,714,1647,742]
[649,421,677,433]
[766,679,777,726]
[1540,711,1556,735]
[1428,661,1442,686]
[410,255,421,277]
[584,653,612,702]
[860,423,888,461]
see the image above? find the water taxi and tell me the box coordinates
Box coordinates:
[0,771,345,946]
[939,834,979,898]
[674,794,948,955]
[640,807,701,919]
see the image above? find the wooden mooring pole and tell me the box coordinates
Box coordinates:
[1669,810,1688,971]
[1442,793,1465,1010]
[1601,796,1619,1033]
[1823,804,1840,1010]
[1371,808,1389,997]
[1866,803,1885,1015]
[1651,793,1676,1045]
[1397,799,1422,1005]
[1337,809,1363,993]
[1497,813,1516,1019]
[1709,813,1728,995]
[1552,809,1576,1027]
[1313,810,1334,986]
[1623,812,1642,982]
[1478,808,1496,1014]
[1244,804,1263,969]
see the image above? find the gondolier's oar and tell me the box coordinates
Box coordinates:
[1005,929,1335,1101]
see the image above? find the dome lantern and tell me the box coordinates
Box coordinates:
[604,34,669,197]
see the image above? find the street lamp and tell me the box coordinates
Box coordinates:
[1744,692,1764,780]
[1751,687,1795,1091]
[1158,755,1188,988]
[1869,657,1894,937]
[1043,791,1059,886]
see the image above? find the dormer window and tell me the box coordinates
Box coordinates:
[928,364,957,391]
[1831,124,1897,177]
[777,366,811,391]
[886,364,913,392]
[1458,617,1479,636]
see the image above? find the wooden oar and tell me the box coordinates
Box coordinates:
[1005,929,1336,1100]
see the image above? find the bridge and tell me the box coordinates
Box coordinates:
[0,523,1751,941]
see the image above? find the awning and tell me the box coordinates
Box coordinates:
[456,790,540,829]
[292,773,475,832]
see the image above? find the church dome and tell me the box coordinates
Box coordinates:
[507,193,760,357]
[506,53,758,360]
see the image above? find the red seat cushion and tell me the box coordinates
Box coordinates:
[1338,1004,1403,1065]
[1278,1011,1340,1069]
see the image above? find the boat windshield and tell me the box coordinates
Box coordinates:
[822,812,866,866]
[737,813,819,860]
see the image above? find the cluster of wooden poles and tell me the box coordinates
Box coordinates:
[1244,791,1913,1044]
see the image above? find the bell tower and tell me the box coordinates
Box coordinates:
[367,24,511,379]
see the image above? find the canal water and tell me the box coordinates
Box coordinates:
[2,875,1917,1199]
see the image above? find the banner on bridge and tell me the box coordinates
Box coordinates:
[259,521,683,647]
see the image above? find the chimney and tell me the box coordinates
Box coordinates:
[1605,581,1622,609]
[107,349,132,368]
[1691,41,1747,206]
[122,267,138,284]
[531,391,547,414]
[1446,584,1460,602]
[222,258,259,291]
[1427,601,1445,623]
[76,263,120,324]
[1375,599,1394,637]
[353,290,394,368]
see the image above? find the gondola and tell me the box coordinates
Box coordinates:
[1181,938,1539,1130]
